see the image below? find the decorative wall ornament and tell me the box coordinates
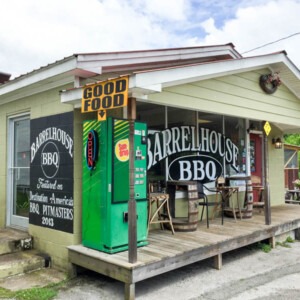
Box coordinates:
[259,72,281,94]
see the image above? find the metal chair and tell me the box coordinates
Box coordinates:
[198,181,224,228]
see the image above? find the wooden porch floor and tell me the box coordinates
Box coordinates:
[68,204,300,299]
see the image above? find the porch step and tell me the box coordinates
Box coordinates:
[0,228,51,280]
[0,267,67,291]
[0,250,48,279]
[0,228,32,255]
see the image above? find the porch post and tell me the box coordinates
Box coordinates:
[213,253,222,270]
[128,98,137,263]
[263,123,271,225]
[125,282,135,300]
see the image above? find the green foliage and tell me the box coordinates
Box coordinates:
[15,287,57,300]
[276,241,291,248]
[17,191,29,208]
[284,134,300,146]
[0,287,14,298]
[0,280,67,300]
[256,242,272,253]
[286,236,294,243]
[276,236,295,248]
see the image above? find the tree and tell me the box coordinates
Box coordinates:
[284,134,300,145]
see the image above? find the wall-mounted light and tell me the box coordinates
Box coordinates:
[272,137,283,149]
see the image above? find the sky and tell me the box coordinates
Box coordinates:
[1,0,300,79]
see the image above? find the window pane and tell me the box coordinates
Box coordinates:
[13,118,30,217]
[225,116,246,175]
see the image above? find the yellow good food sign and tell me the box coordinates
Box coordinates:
[81,76,128,120]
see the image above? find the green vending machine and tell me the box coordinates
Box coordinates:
[82,117,148,253]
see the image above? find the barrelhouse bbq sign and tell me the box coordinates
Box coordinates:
[147,126,239,183]
[29,112,74,233]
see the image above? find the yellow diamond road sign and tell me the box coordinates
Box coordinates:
[264,121,271,136]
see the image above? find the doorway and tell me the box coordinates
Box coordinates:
[250,133,263,202]
[7,114,30,229]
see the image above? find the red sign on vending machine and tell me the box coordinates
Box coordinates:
[86,129,99,170]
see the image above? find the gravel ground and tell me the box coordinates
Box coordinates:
[54,240,300,300]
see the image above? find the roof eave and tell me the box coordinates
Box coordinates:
[129,52,300,99]
[0,56,78,97]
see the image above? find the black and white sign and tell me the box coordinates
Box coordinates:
[147,126,239,183]
[29,112,74,233]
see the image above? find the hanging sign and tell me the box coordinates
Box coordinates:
[81,76,128,113]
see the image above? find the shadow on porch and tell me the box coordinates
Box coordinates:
[68,204,300,300]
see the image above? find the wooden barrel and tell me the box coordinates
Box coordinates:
[166,182,199,232]
[242,178,253,219]
[188,184,199,223]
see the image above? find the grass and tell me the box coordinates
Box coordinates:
[256,242,272,253]
[276,236,295,248]
[0,280,68,300]
[247,236,296,253]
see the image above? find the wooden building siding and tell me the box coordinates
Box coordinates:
[147,69,291,207]
[269,144,285,206]
[0,86,74,269]
[147,69,300,127]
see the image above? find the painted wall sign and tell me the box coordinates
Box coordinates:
[81,76,128,113]
[168,155,223,183]
[147,126,239,182]
[29,112,74,233]
[85,129,98,170]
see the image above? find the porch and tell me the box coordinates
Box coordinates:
[68,205,300,300]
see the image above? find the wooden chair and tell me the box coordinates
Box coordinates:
[148,183,175,234]
[198,182,224,228]
[216,176,241,221]
[251,175,265,213]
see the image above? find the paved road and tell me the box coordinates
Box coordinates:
[55,240,300,299]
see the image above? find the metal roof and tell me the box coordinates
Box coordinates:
[60,50,300,104]
[0,72,11,84]
[1,44,300,134]
[0,43,243,104]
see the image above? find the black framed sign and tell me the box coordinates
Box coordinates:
[29,112,74,233]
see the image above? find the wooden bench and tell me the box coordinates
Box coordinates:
[285,199,300,205]
[287,189,300,201]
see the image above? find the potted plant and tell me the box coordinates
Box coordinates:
[293,179,300,189]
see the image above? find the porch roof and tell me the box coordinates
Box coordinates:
[60,50,300,103]
[0,44,300,132]
[60,50,300,133]
[0,43,240,105]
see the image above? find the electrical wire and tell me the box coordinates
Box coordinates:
[241,32,300,54]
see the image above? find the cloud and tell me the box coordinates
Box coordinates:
[1,0,191,77]
[0,0,299,78]
[199,0,300,68]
